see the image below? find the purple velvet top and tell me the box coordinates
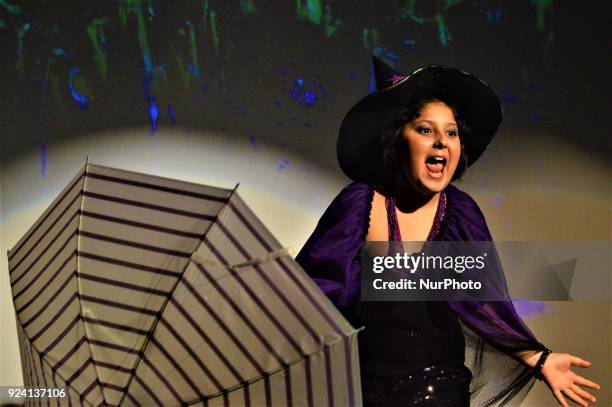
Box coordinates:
[296,181,548,406]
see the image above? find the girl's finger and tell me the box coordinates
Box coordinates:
[572,384,596,403]
[570,356,592,368]
[562,388,588,407]
[574,374,601,390]
[554,389,569,407]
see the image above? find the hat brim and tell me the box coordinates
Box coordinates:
[337,65,503,184]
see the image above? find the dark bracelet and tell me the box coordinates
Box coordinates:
[533,348,552,381]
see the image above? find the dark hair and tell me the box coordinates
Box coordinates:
[379,96,470,189]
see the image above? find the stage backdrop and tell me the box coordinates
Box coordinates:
[1,1,609,405]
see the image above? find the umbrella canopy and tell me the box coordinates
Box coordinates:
[8,163,362,406]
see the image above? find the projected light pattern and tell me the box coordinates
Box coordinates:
[0,0,562,157]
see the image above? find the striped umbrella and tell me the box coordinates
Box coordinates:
[8,163,362,406]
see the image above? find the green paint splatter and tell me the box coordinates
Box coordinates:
[0,19,5,28]
[398,0,463,46]
[297,0,322,25]
[187,21,199,78]
[15,22,30,78]
[86,18,108,80]
[434,13,451,47]
[531,0,552,31]
[0,0,21,15]
[322,4,341,37]
[200,0,209,32]
[210,10,219,56]
[171,42,190,88]
[240,0,257,15]
[531,0,554,50]
[362,28,380,52]
[119,0,153,73]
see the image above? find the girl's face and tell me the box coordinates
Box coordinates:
[399,101,461,195]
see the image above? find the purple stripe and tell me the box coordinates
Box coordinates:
[189,263,289,367]
[229,202,344,335]
[133,374,164,406]
[89,339,139,354]
[216,221,321,344]
[305,355,314,407]
[9,172,83,261]
[11,228,76,291]
[285,367,293,407]
[169,297,244,383]
[344,336,355,406]
[14,251,76,308]
[149,336,205,398]
[140,355,183,404]
[79,379,98,402]
[83,190,216,220]
[264,375,271,407]
[41,315,80,356]
[10,194,81,274]
[81,210,203,239]
[158,316,224,392]
[14,251,75,305]
[125,392,140,406]
[80,295,158,316]
[324,345,335,407]
[30,293,78,343]
[200,242,306,357]
[78,272,169,296]
[53,336,87,371]
[82,316,148,335]
[243,386,250,407]
[37,351,51,407]
[22,272,77,328]
[85,170,229,202]
[94,360,133,374]
[180,277,270,373]
[77,229,192,258]
[65,358,92,385]
[100,382,126,391]
[78,251,181,277]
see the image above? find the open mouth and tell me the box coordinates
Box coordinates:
[425,156,446,178]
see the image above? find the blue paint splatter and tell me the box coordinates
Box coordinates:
[40,144,46,177]
[276,159,290,171]
[347,70,357,80]
[289,78,318,107]
[167,104,176,125]
[371,47,400,67]
[148,98,158,133]
[501,93,521,104]
[67,68,88,109]
[368,64,376,93]
[249,133,257,148]
[273,99,282,108]
[484,8,502,23]
[275,120,284,127]
[202,81,208,93]
[531,113,542,122]
[403,39,416,50]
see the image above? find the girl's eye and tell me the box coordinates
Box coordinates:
[417,127,431,134]
[447,130,458,137]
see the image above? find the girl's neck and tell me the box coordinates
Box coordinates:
[391,172,441,213]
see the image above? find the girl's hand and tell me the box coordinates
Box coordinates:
[540,353,600,407]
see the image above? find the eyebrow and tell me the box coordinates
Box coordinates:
[414,119,457,126]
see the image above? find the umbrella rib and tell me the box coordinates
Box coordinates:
[75,167,109,406]
[115,184,236,407]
